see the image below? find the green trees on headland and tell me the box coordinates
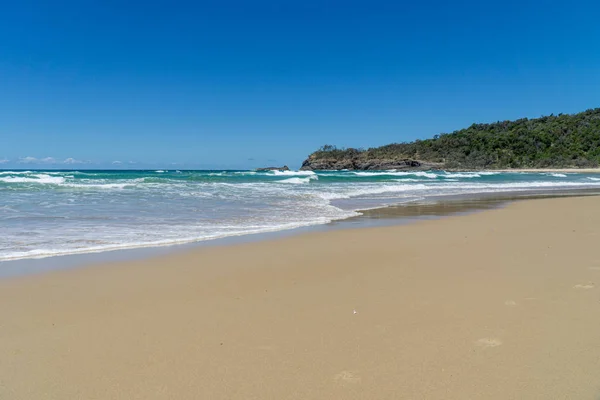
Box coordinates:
[308,108,600,169]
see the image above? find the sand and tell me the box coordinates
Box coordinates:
[1,196,600,399]
[492,168,600,173]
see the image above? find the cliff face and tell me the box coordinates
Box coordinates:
[300,156,442,171]
[300,108,600,171]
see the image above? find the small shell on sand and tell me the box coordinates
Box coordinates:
[476,338,503,348]
[573,283,595,289]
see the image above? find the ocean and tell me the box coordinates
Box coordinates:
[2,169,600,261]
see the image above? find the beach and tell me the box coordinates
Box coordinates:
[2,195,600,399]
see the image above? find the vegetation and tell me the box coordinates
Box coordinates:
[309,108,600,169]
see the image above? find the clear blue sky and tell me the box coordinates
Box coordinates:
[1,0,599,169]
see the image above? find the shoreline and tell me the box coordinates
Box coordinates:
[1,167,599,172]
[2,187,600,278]
[2,196,600,399]
[3,168,600,270]
[301,168,600,173]
[481,168,600,173]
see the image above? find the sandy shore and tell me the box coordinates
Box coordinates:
[2,196,600,399]
[491,168,600,173]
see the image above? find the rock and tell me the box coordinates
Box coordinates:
[300,157,442,171]
[255,165,290,172]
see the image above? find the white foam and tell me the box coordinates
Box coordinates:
[279,177,312,184]
[0,174,65,184]
[0,171,33,175]
[545,173,567,178]
[442,172,481,178]
[478,171,501,176]
[317,184,429,200]
[62,183,130,189]
[269,170,316,176]
[155,170,165,173]
[351,171,438,179]
[316,179,600,201]
[434,181,600,192]
[0,210,359,262]
[588,177,600,181]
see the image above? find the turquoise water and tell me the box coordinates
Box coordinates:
[1,169,600,261]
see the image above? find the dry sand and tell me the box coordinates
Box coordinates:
[1,196,600,399]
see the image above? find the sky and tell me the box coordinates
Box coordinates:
[1,0,600,169]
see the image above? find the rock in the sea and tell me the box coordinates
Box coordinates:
[255,165,290,172]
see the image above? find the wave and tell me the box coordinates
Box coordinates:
[316,179,600,201]
[317,184,429,200]
[0,174,66,184]
[279,177,313,184]
[0,212,359,262]
[435,181,600,192]
[442,172,481,178]
[478,171,501,176]
[269,170,316,176]
[0,175,147,190]
[0,170,34,175]
[588,177,600,181]
[350,171,438,179]
[61,183,132,190]
[545,173,567,178]
[207,171,259,176]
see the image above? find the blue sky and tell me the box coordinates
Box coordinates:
[1,0,599,169]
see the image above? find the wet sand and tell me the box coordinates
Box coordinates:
[1,196,600,399]
[490,168,600,173]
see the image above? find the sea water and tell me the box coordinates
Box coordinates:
[1,169,600,261]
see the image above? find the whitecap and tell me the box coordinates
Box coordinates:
[317,183,429,200]
[478,171,501,176]
[269,170,316,176]
[61,183,130,190]
[442,172,481,178]
[351,171,438,179]
[279,177,312,184]
[0,174,65,184]
[0,170,33,175]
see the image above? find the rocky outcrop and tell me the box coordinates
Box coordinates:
[256,165,290,172]
[300,157,442,171]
